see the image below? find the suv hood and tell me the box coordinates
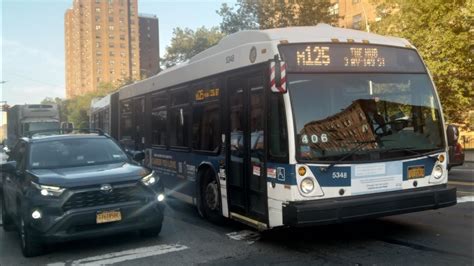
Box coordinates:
[29,163,149,188]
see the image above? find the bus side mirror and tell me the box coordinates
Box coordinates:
[446,124,459,146]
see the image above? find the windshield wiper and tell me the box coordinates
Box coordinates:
[321,140,379,172]
[379,147,439,159]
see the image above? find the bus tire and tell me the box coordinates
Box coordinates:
[199,168,224,224]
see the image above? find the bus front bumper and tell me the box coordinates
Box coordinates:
[282,185,457,227]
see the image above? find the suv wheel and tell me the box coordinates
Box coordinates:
[19,215,44,257]
[1,187,15,232]
[200,169,224,224]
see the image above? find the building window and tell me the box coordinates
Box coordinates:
[352,0,361,3]
[109,43,115,48]
[96,51,102,56]
[352,14,362,29]
[95,7,101,12]
[95,25,101,30]
[329,3,339,15]
[96,42,101,48]
[120,34,125,40]
[108,17,113,22]
[110,51,115,56]
[109,25,114,31]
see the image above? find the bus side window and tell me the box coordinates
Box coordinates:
[268,94,288,162]
[192,101,220,152]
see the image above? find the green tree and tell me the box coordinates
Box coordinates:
[41,97,69,123]
[371,0,473,123]
[161,26,225,68]
[216,1,259,34]
[66,82,119,128]
[217,0,337,34]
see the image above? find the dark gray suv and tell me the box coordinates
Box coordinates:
[1,132,165,257]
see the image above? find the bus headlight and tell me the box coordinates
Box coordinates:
[300,178,315,194]
[432,165,443,179]
[141,171,157,186]
[31,182,65,197]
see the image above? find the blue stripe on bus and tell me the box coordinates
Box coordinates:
[266,163,296,185]
[402,157,436,180]
[150,149,222,197]
[308,166,351,187]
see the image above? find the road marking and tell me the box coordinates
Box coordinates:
[457,196,474,203]
[226,230,261,244]
[448,180,474,187]
[47,244,188,266]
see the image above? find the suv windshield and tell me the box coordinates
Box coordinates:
[289,73,444,162]
[29,138,128,169]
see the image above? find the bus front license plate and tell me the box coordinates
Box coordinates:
[96,210,122,224]
[408,166,425,179]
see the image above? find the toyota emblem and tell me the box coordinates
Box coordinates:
[100,184,113,194]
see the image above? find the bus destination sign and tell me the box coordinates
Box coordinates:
[279,43,425,73]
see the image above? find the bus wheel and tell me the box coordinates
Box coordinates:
[200,169,223,224]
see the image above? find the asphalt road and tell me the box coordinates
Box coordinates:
[1,176,473,265]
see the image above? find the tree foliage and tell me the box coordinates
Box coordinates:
[41,97,68,123]
[217,0,337,34]
[161,26,225,68]
[371,0,473,123]
[41,82,120,128]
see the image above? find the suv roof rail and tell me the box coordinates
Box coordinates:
[27,128,105,138]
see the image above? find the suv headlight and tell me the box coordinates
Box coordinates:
[141,171,157,186]
[31,181,65,197]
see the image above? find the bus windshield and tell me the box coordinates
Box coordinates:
[289,73,444,162]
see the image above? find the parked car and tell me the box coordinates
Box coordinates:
[1,131,165,257]
[448,142,465,170]
[446,124,465,171]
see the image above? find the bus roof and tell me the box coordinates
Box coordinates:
[109,24,413,102]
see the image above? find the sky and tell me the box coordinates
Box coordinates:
[0,0,235,110]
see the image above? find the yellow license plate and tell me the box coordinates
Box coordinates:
[408,166,425,179]
[96,210,122,224]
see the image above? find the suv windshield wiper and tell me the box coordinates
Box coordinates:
[321,140,379,171]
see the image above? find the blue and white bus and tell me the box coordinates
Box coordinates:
[91,24,456,229]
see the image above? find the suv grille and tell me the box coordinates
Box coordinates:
[62,186,141,212]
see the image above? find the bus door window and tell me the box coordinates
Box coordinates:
[229,86,245,208]
[249,85,265,215]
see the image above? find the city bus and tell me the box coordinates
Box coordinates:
[91,24,456,229]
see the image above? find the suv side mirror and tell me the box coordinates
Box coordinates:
[129,151,145,162]
[1,161,17,173]
[446,124,459,146]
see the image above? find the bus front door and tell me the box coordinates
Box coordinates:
[227,75,268,227]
